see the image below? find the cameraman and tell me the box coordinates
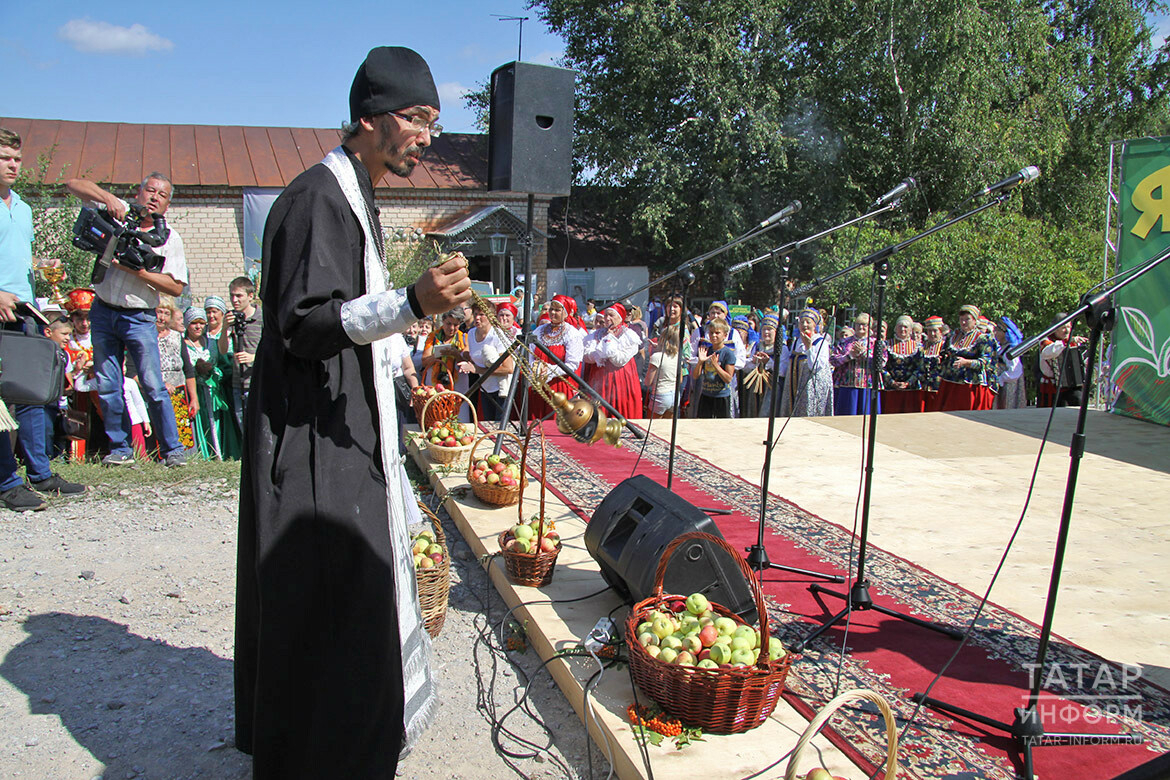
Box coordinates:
[65,172,189,467]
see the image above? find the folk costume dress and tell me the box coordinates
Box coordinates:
[778,334,834,417]
[918,338,945,412]
[180,335,222,459]
[528,319,584,420]
[236,146,436,779]
[583,321,644,421]
[830,334,885,415]
[938,327,999,411]
[881,337,922,414]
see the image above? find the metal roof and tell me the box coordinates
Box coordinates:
[1,117,487,190]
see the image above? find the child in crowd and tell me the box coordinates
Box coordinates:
[123,375,152,460]
[42,317,74,459]
[691,320,736,419]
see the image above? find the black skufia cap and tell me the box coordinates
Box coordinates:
[349,46,441,122]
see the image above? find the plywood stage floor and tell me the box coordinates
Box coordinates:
[409,407,1170,779]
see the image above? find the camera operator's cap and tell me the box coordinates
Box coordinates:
[350,47,440,123]
[65,288,95,313]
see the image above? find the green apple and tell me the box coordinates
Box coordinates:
[512,524,535,541]
[803,769,833,780]
[645,645,661,658]
[636,621,654,637]
[660,635,683,651]
[714,617,738,636]
[651,616,674,639]
[730,648,755,666]
[730,634,754,653]
[685,592,710,615]
[733,625,758,649]
[697,659,719,669]
[708,643,732,665]
[657,647,678,664]
[637,632,658,648]
[767,639,787,661]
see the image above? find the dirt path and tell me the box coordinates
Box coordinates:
[0,476,608,779]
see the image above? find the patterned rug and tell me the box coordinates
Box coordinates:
[507,422,1170,779]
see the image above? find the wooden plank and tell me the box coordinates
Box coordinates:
[111,124,145,184]
[289,127,325,170]
[141,125,172,182]
[403,432,858,780]
[195,125,231,186]
[242,126,283,187]
[267,127,307,186]
[77,122,117,183]
[169,125,200,187]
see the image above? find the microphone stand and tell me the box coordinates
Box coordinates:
[728,203,903,583]
[911,247,1170,779]
[613,207,799,490]
[790,194,1016,653]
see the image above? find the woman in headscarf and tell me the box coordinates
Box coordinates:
[152,296,194,457]
[198,296,241,458]
[180,307,223,460]
[918,315,946,412]
[583,302,644,420]
[778,308,834,417]
[529,294,585,420]
[993,315,1028,409]
[735,315,766,417]
[830,312,885,415]
[495,301,521,340]
[753,312,782,416]
[938,304,999,411]
[421,308,469,388]
[880,315,922,414]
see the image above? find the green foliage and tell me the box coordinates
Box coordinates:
[808,206,1099,338]
[14,150,106,299]
[531,0,1170,320]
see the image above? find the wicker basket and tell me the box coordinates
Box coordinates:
[784,688,899,780]
[422,391,478,466]
[498,422,560,587]
[625,532,798,734]
[467,430,528,507]
[413,385,464,430]
[413,500,450,638]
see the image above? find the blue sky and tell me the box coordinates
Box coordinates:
[1,1,566,134]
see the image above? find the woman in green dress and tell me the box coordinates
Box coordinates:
[201,296,242,459]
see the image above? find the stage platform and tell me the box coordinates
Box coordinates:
[408,407,1170,779]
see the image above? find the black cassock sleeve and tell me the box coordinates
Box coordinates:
[261,169,364,362]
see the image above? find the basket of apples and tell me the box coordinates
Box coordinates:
[497,422,560,586]
[785,689,899,780]
[625,532,798,734]
[413,384,463,430]
[421,392,478,466]
[412,500,450,638]
[467,429,528,507]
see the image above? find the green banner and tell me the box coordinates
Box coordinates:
[1114,137,1170,426]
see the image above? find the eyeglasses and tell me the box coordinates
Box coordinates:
[388,111,443,137]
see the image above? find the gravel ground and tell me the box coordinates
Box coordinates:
[0,466,611,780]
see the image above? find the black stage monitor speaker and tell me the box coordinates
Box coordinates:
[585,475,757,623]
[489,61,575,196]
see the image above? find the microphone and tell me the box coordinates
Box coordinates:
[872,177,917,207]
[757,200,801,229]
[971,166,1040,198]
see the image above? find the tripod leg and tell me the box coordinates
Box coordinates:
[867,602,965,639]
[791,605,849,652]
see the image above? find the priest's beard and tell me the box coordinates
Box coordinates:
[375,115,424,178]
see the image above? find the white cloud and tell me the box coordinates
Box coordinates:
[58,18,173,56]
[438,81,473,106]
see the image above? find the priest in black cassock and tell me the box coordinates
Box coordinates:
[234,46,471,779]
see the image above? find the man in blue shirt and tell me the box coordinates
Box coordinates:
[0,127,85,511]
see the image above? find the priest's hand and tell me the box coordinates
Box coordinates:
[414,254,471,315]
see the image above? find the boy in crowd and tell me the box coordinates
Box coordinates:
[691,319,736,419]
[42,316,74,459]
[219,276,262,430]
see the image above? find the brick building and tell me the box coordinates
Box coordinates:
[2,117,553,302]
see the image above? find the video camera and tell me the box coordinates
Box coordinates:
[72,202,170,283]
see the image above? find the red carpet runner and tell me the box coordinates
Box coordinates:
[506,421,1169,779]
